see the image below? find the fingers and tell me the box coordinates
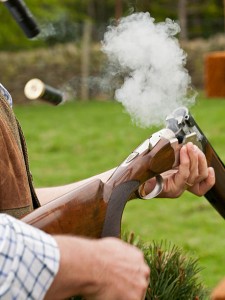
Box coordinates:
[190,167,215,196]
[157,142,215,199]
[199,167,215,194]
[172,144,190,193]
[183,143,215,196]
[185,143,208,185]
[169,142,214,197]
[185,143,199,185]
[182,142,209,186]
[92,238,150,300]
[158,144,190,198]
[196,148,209,181]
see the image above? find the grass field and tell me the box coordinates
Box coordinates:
[14,94,225,292]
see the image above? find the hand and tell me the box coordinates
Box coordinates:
[45,236,150,300]
[211,277,225,300]
[88,238,150,300]
[144,142,215,198]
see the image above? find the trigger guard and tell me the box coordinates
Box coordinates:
[138,175,163,200]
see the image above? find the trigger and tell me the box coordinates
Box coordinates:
[137,175,163,200]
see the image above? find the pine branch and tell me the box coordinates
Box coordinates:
[123,232,209,300]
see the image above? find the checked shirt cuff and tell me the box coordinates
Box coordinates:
[0,214,60,300]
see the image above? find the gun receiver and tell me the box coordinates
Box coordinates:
[22,107,225,238]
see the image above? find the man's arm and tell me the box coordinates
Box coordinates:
[0,214,149,300]
[36,168,116,205]
[45,236,150,300]
[0,214,59,300]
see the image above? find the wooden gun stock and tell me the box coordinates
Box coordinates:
[22,179,107,238]
[22,138,176,238]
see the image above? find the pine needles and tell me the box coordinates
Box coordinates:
[124,232,209,300]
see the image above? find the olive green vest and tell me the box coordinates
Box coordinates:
[0,93,40,218]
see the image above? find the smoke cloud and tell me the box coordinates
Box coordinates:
[102,12,196,127]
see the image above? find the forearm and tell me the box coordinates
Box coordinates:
[45,236,150,300]
[44,236,101,300]
[2,215,148,300]
[36,168,116,205]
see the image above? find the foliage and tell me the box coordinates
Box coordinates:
[123,232,208,299]
[187,0,224,38]
[68,232,209,299]
[144,242,208,299]
[0,0,224,50]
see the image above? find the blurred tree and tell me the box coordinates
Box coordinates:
[178,0,188,40]
[187,0,224,38]
[81,0,94,101]
[115,0,123,21]
[224,0,225,31]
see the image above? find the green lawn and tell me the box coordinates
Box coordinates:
[15,95,225,292]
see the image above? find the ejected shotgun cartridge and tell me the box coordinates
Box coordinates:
[24,78,64,105]
[1,0,40,38]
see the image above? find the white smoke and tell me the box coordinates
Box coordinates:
[102,12,196,127]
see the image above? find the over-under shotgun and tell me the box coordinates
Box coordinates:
[22,107,225,238]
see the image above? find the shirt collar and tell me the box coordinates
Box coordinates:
[0,84,13,107]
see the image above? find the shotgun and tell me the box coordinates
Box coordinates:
[21,107,225,238]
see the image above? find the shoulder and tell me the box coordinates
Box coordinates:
[0,84,13,107]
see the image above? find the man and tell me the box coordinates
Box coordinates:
[0,83,215,299]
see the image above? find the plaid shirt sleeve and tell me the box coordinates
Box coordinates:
[0,214,60,300]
